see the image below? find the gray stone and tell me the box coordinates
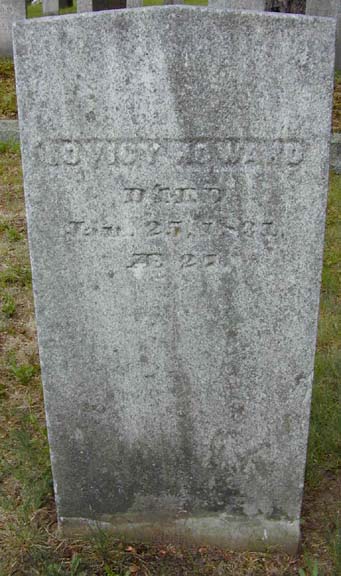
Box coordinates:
[42,0,73,16]
[77,0,126,11]
[42,0,59,15]
[209,0,265,9]
[330,133,341,173]
[126,0,142,7]
[13,7,335,552]
[306,0,341,69]
[0,119,20,142]
[306,0,339,17]
[0,0,25,57]
[77,0,93,11]
[164,0,184,5]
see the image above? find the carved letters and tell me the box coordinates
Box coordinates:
[123,185,223,205]
[65,216,277,242]
[126,253,220,270]
[64,176,280,277]
[53,136,289,276]
[37,138,305,167]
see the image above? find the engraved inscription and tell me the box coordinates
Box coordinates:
[126,252,220,270]
[63,175,281,278]
[127,253,164,269]
[65,220,122,238]
[123,185,223,204]
[37,138,305,167]
[65,217,278,242]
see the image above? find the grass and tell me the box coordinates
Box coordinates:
[27,2,77,18]
[25,0,207,18]
[0,59,17,119]
[305,172,341,486]
[0,141,340,574]
[333,72,341,133]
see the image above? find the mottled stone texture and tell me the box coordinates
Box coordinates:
[77,0,126,11]
[209,0,265,9]
[307,0,341,69]
[306,0,340,17]
[126,0,142,7]
[43,0,73,16]
[13,7,335,552]
[0,119,19,142]
[0,0,25,57]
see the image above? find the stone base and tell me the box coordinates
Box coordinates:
[59,514,300,554]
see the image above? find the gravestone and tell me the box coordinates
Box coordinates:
[209,0,265,9]
[306,0,341,69]
[42,0,73,16]
[127,1,184,6]
[126,0,142,7]
[77,0,126,11]
[265,0,305,12]
[13,7,335,552]
[0,0,25,57]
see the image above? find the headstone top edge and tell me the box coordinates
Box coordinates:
[11,5,338,29]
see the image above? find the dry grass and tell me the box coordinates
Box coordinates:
[333,72,341,133]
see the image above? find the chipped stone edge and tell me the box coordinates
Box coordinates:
[59,514,300,553]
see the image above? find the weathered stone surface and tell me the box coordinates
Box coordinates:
[42,0,59,15]
[0,119,20,142]
[126,0,142,7]
[306,0,339,17]
[306,0,341,69]
[77,0,126,11]
[77,0,92,11]
[13,7,335,552]
[0,0,25,57]
[330,133,341,173]
[209,0,265,9]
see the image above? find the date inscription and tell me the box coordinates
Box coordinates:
[65,218,277,242]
